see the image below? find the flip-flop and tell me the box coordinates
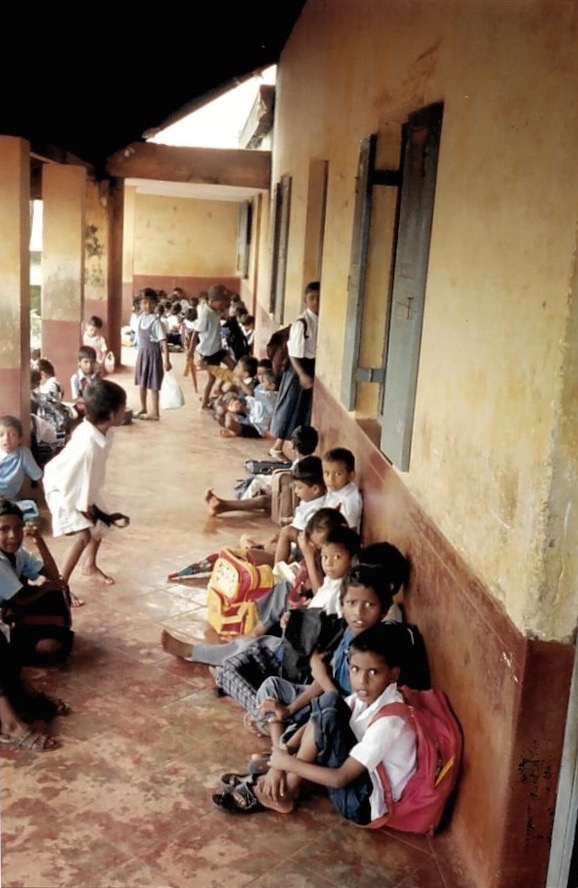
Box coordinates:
[26,694,72,720]
[212,781,264,815]
[0,729,60,751]
[134,411,148,419]
[220,772,253,789]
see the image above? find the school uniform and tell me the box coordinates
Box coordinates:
[134,314,166,391]
[0,446,43,501]
[70,368,99,401]
[43,420,114,537]
[197,303,227,364]
[325,482,363,532]
[270,308,318,441]
[291,492,327,531]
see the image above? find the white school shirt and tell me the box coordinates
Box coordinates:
[291,492,327,531]
[196,304,222,356]
[288,308,318,360]
[43,420,113,514]
[307,575,343,615]
[0,546,43,604]
[346,682,417,823]
[324,482,363,533]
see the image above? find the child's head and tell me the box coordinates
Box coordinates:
[0,415,23,453]
[208,284,229,312]
[290,425,319,458]
[340,563,395,635]
[256,359,273,384]
[322,447,355,493]
[347,623,408,704]
[85,315,103,337]
[77,345,97,375]
[0,500,25,555]
[304,280,320,315]
[357,542,409,596]
[84,378,127,426]
[37,358,56,379]
[260,369,277,390]
[304,507,348,550]
[227,396,246,415]
[320,525,361,581]
[138,287,159,313]
[235,354,258,378]
[292,455,326,502]
[242,314,255,331]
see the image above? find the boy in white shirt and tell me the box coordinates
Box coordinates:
[214,622,416,823]
[322,447,363,533]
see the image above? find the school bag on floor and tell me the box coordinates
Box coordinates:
[361,686,463,836]
[206,548,274,637]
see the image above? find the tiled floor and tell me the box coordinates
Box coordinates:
[1,352,466,888]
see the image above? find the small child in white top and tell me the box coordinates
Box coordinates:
[273,455,327,565]
[322,447,363,533]
[83,316,108,374]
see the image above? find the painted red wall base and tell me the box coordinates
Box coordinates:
[312,378,573,888]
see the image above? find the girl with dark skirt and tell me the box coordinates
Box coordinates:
[133,288,171,421]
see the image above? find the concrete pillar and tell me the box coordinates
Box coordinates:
[108,179,124,366]
[122,184,136,325]
[0,136,31,439]
[84,178,109,334]
[41,164,86,401]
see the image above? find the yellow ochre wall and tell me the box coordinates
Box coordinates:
[266,0,578,643]
[132,193,240,277]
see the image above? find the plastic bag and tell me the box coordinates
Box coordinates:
[104,351,116,373]
[159,370,185,409]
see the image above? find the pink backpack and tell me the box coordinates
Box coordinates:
[362,686,463,836]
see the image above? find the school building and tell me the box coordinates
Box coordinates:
[1,3,577,887]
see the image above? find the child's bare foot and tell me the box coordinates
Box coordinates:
[253,777,295,814]
[219,428,236,438]
[248,621,267,638]
[204,489,227,516]
[70,591,86,607]
[81,567,114,585]
[161,629,193,659]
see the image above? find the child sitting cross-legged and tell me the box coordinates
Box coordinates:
[218,369,278,439]
[213,620,416,820]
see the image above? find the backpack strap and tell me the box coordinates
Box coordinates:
[366,701,413,826]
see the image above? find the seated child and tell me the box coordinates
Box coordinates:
[35,358,64,402]
[0,415,43,501]
[204,424,319,519]
[322,447,364,533]
[218,369,278,439]
[161,508,350,668]
[211,527,363,734]
[0,500,73,666]
[213,622,417,821]
[272,455,327,565]
[83,316,108,375]
[70,345,99,416]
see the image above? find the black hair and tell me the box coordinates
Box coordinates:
[290,425,319,457]
[83,378,127,424]
[305,507,348,536]
[341,562,395,612]
[87,315,103,329]
[78,345,97,362]
[323,447,355,473]
[238,354,258,376]
[305,280,320,294]
[347,622,408,670]
[138,287,159,306]
[37,358,55,376]
[257,358,273,370]
[292,455,325,489]
[357,542,409,595]
[261,369,277,387]
[0,415,23,437]
[322,525,361,557]
[0,499,24,521]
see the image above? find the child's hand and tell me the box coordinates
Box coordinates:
[280,611,290,630]
[310,650,331,683]
[268,748,293,774]
[259,767,287,803]
[23,522,41,542]
[259,697,287,722]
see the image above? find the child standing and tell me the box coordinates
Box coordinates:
[70,345,99,415]
[42,378,127,605]
[322,447,364,533]
[196,284,236,410]
[213,622,416,820]
[83,316,108,375]
[0,415,43,501]
[133,288,171,421]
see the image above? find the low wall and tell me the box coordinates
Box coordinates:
[313,378,573,888]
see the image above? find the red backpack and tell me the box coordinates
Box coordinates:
[361,686,463,836]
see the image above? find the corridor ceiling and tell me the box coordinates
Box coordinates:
[1,2,306,178]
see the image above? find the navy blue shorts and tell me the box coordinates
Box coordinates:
[311,691,372,824]
[199,349,228,366]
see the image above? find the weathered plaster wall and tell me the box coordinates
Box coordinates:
[268,0,578,641]
[132,193,239,277]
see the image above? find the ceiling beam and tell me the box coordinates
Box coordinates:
[107,143,271,190]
